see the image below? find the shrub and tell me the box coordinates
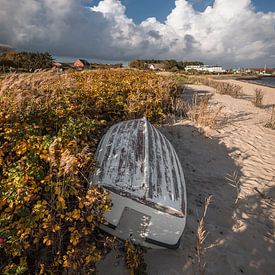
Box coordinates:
[0,69,176,273]
[0,51,53,72]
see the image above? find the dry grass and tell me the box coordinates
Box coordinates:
[187,93,223,128]
[170,74,200,86]
[167,75,223,127]
[199,78,243,98]
[167,92,223,128]
[253,88,264,108]
[169,96,188,119]
[265,105,275,130]
[226,170,241,204]
[196,195,213,275]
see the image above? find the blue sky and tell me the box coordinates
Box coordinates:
[91,0,275,23]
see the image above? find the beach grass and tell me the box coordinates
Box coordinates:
[199,78,243,98]
[187,93,223,128]
[265,105,275,130]
[253,88,264,108]
[196,195,213,275]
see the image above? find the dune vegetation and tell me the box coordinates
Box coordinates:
[0,69,179,274]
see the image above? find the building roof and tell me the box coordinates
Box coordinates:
[76,59,90,66]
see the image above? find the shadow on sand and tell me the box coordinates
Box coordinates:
[143,123,274,275]
[97,87,274,275]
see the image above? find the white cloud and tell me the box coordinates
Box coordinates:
[0,0,116,59]
[0,0,274,66]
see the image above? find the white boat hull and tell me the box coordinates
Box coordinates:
[91,118,187,249]
[101,191,186,249]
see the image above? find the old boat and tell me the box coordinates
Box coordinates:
[91,118,187,249]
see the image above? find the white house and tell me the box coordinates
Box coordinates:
[185,65,226,73]
[147,63,165,71]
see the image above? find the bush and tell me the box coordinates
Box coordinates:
[0,69,176,273]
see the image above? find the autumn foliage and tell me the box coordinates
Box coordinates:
[0,69,177,273]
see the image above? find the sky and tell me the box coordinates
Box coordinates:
[0,0,275,67]
[91,0,275,23]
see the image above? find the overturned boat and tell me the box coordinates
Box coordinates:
[91,117,187,249]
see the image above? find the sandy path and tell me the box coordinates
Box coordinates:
[98,83,275,275]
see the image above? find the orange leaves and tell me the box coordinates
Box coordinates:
[57,196,67,210]
[43,235,52,247]
[15,141,28,156]
[64,209,82,222]
[38,149,50,162]
[85,255,92,264]
[124,240,146,274]
[86,215,93,223]
[71,209,81,220]
[0,149,4,165]
[0,69,173,273]
[78,200,84,209]
[62,255,70,268]
[69,69,174,123]
[52,224,61,233]
[69,229,81,246]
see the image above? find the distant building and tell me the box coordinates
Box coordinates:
[52,62,72,71]
[147,63,165,71]
[185,65,226,73]
[251,68,275,75]
[73,59,90,69]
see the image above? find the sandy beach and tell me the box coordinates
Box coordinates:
[98,80,275,275]
[219,79,275,107]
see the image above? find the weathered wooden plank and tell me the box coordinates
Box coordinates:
[93,117,185,214]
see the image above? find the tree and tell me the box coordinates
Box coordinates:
[0,51,53,71]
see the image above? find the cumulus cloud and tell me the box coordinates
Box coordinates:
[0,0,115,59]
[0,0,274,66]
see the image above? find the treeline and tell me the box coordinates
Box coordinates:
[89,63,123,69]
[129,59,204,71]
[0,51,53,72]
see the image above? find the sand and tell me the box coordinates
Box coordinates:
[97,81,275,275]
[219,79,275,107]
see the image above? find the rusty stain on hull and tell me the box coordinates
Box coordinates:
[93,117,185,216]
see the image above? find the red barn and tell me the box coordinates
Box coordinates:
[73,59,90,69]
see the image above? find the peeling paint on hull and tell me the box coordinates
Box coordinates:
[92,118,187,248]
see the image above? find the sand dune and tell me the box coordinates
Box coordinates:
[98,82,275,275]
